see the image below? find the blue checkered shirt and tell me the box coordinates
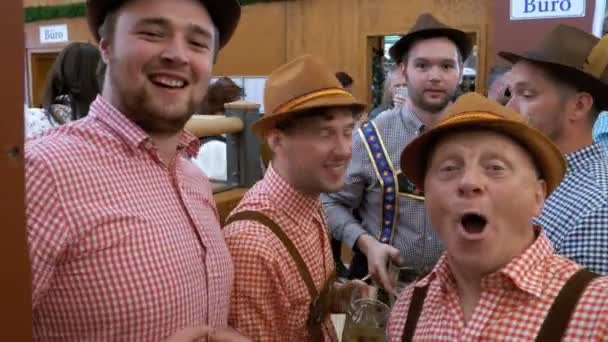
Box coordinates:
[536,143,608,274]
[322,105,443,274]
[593,112,608,154]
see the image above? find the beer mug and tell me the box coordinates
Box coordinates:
[342,286,390,342]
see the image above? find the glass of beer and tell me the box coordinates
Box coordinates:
[342,287,390,342]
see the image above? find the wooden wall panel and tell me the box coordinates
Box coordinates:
[22,0,492,105]
[213,2,287,76]
[1,0,30,339]
[285,0,491,105]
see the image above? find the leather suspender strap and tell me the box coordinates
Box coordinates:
[225,210,319,299]
[401,284,429,342]
[535,268,599,342]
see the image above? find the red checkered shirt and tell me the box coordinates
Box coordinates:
[26,96,233,341]
[387,233,608,341]
[223,165,338,341]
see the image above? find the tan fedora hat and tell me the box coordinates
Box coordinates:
[389,13,473,62]
[400,92,565,196]
[252,55,367,138]
[86,0,241,49]
[499,25,608,110]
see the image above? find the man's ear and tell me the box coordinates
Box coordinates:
[532,178,547,218]
[265,128,284,156]
[568,92,594,123]
[99,37,112,64]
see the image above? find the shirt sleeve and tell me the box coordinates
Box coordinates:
[559,204,608,275]
[322,131,372,249]
[25,146,73,309]
[224,224,291,341]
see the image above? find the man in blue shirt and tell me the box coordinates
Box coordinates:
[501,25,608,274]
[593,111,608,153]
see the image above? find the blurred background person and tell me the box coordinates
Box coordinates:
[486,64,511,105]
[25,42,101,138]
[368,64,408,120]
[193,77,243,181]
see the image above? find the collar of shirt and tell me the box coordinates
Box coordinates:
[262,164,323,233]
[565,143,605,174]
[88,95,200,158]
[417,228,553,299]
[400,103,426,135]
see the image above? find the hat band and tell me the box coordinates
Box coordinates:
[438,111,504,127]
[273,88,354,114]
[584,35,608,79]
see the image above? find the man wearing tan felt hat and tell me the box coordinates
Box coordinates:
[386,92,608,341]
[501,25,608,275]
[224,55,372,341]
[323,13,471,293]
[26,0,248,341]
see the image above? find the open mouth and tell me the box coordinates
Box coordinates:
[460,213,488,235]
[150,75,189,89]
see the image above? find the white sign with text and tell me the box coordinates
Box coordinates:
[40,24,69,44]
[511,0,585,20]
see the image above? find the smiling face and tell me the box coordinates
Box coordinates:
[100,0,215,134]
[424,130,546,275]
[404,37,463,114]
[268,107,356,197]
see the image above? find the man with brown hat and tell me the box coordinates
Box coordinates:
[26,0,247,340]
[386,93,608,341]
[223,55,370,341]
[501,25,608,275]
[323,13,471,292]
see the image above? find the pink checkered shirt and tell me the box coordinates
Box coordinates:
[223,165,338,341]
[26,96,233,341]
[387,233,608,341]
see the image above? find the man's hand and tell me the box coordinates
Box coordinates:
[166,326,251,342]
[209,327,251,342]
[356,234,402,294]
[165,325,210,342]
[332,280,376,313]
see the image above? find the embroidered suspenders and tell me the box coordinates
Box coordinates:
[359,122,423,244]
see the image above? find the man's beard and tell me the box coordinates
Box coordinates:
[110,67,203,135]
[409,88,456,114]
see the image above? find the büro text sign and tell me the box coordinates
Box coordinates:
[510,0,585,20]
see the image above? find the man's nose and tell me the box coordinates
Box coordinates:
[458,167,484,197]
[160,38,189,65]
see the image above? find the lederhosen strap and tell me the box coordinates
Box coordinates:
[401,285,429,342]
[400,269,599,342]
[358,122,400,244]
[535,268,599,341]
[225,210,335,341]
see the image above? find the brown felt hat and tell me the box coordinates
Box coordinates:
[252,55,367,138]
[400,93,565,196]
[389,13,473,62]
[499,24,608,110]
[86,0,241,49]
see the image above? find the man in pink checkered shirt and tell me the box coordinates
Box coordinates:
[25,0,249,340]
[387,93,608,341]
[224,55,371,341]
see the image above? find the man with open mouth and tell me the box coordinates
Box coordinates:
[386,93,608,341]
